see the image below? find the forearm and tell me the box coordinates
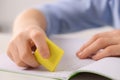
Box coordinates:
[13,9,46,34]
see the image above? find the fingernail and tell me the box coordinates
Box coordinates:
[77,52,82,57]
[78,53,82,56]
[78,52,86,59]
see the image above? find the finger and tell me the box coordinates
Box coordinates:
[77,36,98,54]
[77,31,113,54]
[13,45,29,67]
[8,43,28,67]
[18,40,39,68]
[77,38,113,59]
[31,31,50,58]
[76,39,97,57]
[92,45,120,60]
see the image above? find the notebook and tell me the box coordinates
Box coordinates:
[0,37,120,80]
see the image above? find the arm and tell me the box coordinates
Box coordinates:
[37,0,113,35]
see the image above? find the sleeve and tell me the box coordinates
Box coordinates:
[36,0,113,36]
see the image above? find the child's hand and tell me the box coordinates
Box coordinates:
[77,30,120,60]
[7,26,50,68]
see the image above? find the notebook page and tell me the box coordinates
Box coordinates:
[0,37,95,79]
[78,57,120,80]
[0,53,71,79]
[51,37,95,71]
[0,70,55,80]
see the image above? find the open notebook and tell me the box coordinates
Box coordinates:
[0,36,120,80]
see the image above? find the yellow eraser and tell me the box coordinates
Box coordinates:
[34,38,64,72]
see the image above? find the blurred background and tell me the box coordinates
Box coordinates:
[0,0,55,33]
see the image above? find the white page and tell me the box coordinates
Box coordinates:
[0,71,55,80]
[0,37,95,79]
[77,57,120,80]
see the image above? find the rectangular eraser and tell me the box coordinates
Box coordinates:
[34,38,64,72]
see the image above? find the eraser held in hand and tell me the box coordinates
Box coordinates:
[34,38,64,72]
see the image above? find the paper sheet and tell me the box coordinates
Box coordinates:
[78,57,120,80]
[0,37,95,79]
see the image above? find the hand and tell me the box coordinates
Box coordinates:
[76,30,120,60]
[7,26,50,68]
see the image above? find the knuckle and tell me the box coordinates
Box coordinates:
[96,38,106,45]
